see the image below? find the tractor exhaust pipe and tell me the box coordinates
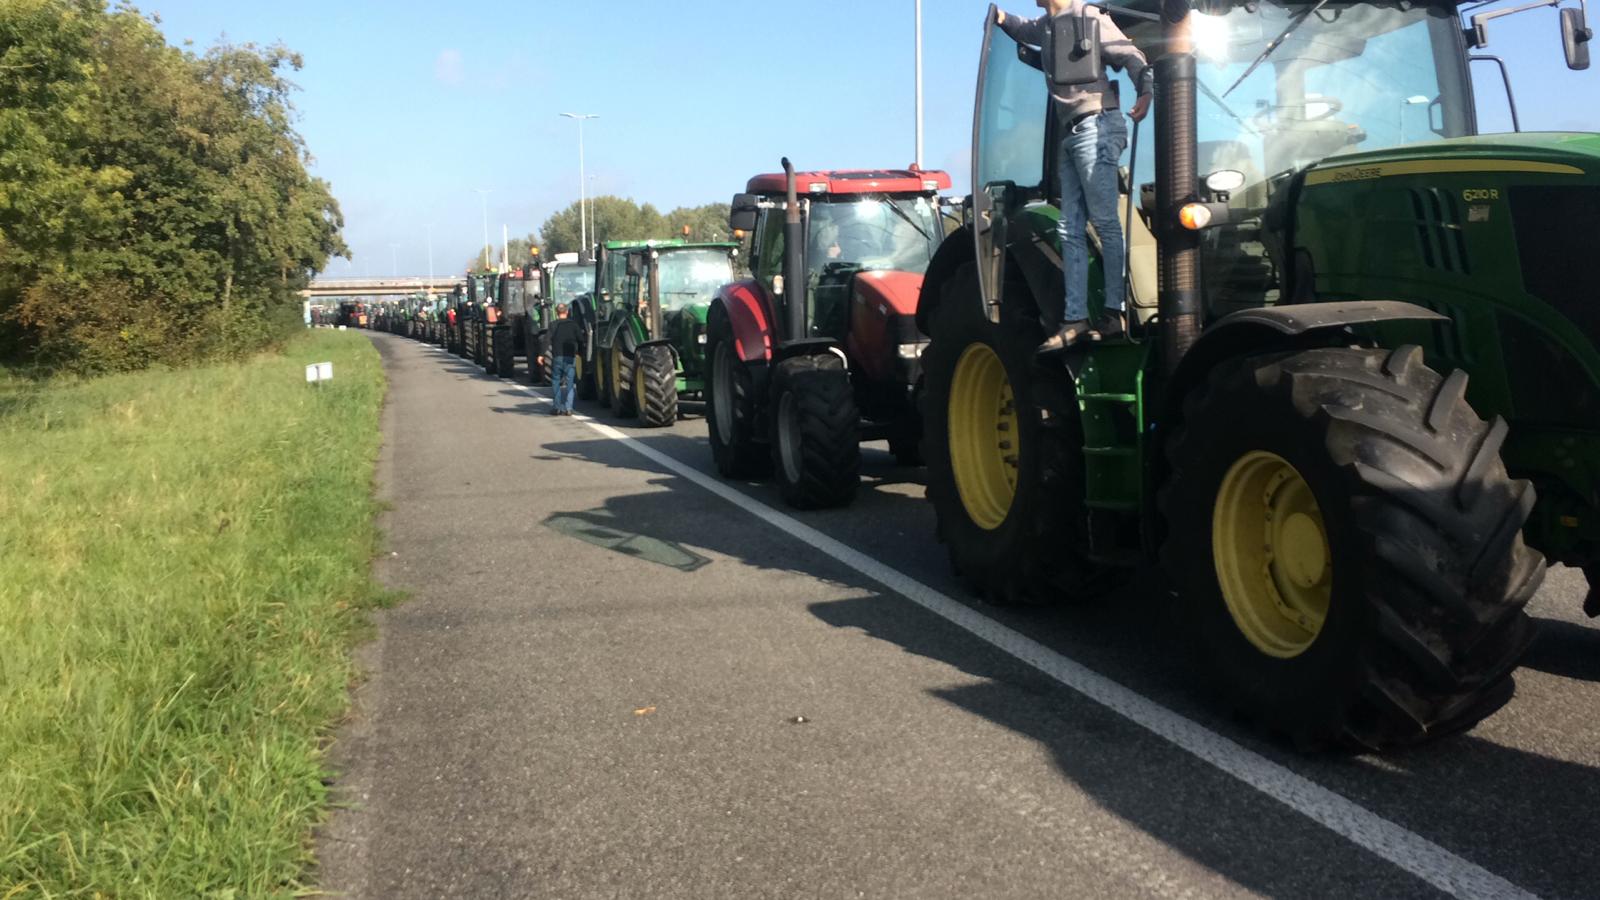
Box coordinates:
[782,157,807,344]
[1156,0,1201,373]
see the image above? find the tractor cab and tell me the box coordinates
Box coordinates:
[734,169,949,347]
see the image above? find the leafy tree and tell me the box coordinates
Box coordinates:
[0,1,345,372]
[665,203,733,243]
[535,198,734,256]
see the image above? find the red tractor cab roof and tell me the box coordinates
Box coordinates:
[746,168,952,197]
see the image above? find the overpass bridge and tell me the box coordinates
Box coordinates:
[301,276,465,299]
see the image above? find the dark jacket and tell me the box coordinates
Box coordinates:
[549,318,582,358]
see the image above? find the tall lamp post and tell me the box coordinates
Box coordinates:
[560,112,600,254]
[474,188,492,269]
[914,0,924,168]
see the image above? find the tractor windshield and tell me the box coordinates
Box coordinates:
[657,249,733,311]
[1123,2,1473,193]
[808,196,941,276]
[549,264,595,306]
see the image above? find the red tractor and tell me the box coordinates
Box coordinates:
[706,162,952,508]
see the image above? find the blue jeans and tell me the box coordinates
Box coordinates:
[552,357,576,412]
[1058,109,1129,322]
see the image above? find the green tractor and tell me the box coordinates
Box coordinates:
[916,0,1596,748]
[537,252,599,397]
[591,240,739,426]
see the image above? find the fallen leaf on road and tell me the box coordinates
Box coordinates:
[634,706,656,716]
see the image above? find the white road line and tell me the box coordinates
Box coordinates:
[498,375,1535,900]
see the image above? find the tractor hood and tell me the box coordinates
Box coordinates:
[852,270,924,318]
[1303,132,1600,184]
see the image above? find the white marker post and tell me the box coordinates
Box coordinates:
[305,361,334,388]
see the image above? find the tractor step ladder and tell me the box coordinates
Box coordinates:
[1075,345,1149,514]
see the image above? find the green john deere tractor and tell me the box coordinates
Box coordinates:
[540,252,598,398]
[591,240,739,426]
[918,0,1594,748]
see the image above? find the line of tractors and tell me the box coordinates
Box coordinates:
[366,0,1597,750]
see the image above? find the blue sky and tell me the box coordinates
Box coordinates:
[145,1,1596,277]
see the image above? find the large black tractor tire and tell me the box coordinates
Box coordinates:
[634,344,679,428]
[769,353,860,509]
[922,262,1105,606]
[608,341,636,419]
[473,324,489,369]
[492,328,514,378]
[596,345,614,408]
[705,307,769,478]
[1162,345,1543,750]
[529,332,552,386]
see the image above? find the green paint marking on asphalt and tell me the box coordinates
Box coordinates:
[544,514,712,573]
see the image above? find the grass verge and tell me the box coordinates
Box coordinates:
[0,330,390,897]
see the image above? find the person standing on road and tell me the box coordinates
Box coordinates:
[547,303,582,416]
[997,1,1151,351]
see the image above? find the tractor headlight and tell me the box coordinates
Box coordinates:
[697,334,708,345]
[897,340,928,360]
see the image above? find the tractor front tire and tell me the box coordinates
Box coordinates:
[1162,345,1542,750]
[634,344,679,427]
[769,353,860,509]
[493,328,514,378]
[922,263,1101,606]
[706,308,769,478]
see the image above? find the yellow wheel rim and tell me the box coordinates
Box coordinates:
[575,355,584,381]
[947,343,1019,531]
[634,354,647,408]
[1212,451,1332,659]
[611,345,624,399]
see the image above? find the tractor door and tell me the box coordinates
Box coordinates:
[973,4,1048,321]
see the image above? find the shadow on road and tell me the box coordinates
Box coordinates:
[1522,616,1600,683]
[806,591,1600,899]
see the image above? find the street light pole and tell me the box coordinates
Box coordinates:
[915,0,924,168]
[475,189,491,269]
[561,113,599,254]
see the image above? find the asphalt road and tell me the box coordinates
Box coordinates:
[317,332,1600,900]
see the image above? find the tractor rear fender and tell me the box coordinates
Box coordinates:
[914,225,977,335]
[1163,300,1449,428]
[774,337,847,365]
[635,337,678,364]
[714,280,778,364]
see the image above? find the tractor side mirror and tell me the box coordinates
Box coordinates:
[730,193,760,232]
[1563,7,1592,70]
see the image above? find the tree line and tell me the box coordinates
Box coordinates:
[0,0,346,372]
[472,197,732,271]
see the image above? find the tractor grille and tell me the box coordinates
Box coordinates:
[1409,187,1470,274]
[1507,185,1600,429]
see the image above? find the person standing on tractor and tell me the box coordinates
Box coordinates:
[996,1,1151,351]
[547,303,582,416]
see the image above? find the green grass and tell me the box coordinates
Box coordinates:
[0,331,390,897]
